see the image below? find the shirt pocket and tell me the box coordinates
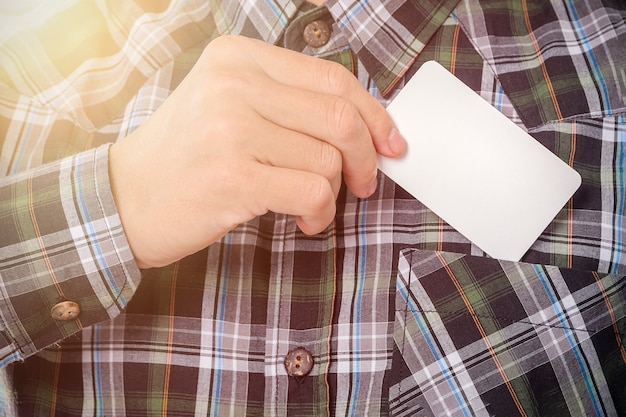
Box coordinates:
[389,248,626,417]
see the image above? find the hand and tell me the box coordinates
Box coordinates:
[109,35,406,268]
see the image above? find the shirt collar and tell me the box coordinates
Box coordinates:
[211,0,460,96]
[209,0,306,45]
[324,0,461,95]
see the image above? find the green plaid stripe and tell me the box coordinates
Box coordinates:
[327,0,462,95]
[1,0,625,415]
[0,147,140,359]
[209,0,306,44]
[455,0,626,129]
[392,249,626,416]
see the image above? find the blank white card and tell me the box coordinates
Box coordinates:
[378,61,581,261]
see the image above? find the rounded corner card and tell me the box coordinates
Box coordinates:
[379,60,582,261]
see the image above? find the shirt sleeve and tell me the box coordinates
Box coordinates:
[0,144,141,365]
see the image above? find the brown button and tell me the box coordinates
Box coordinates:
[51,301,80,321]
[303,20,331,48]
[284,347,314,377]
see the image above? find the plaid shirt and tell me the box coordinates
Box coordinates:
[0,0,625,415]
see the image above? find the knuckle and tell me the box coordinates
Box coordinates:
[327,98,362,142]
[318,143,343,178]
[304,177,334,212]
[211,160,241,191]
[213,160,256,193]
[212,72,251,96]
[205,35,239,56]
[320,61,352,95]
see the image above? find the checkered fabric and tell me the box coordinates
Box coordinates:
[0,0,624,415]
[393,250,625,416]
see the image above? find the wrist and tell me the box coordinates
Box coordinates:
[109,139,151,269]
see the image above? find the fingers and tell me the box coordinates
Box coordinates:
[249,81,377,197]
[250,164,337,235]
[207,36,405,157]
[196,36,408,237]
[113,35,406,268]
[243,37,406,157]
[249,118,344,198]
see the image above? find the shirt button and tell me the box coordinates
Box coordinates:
[51,301,80,321]
[303,20,331,48]
[284,347,314,377]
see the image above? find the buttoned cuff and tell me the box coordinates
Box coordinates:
[0,144,141,364]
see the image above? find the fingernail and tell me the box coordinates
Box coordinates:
[388,127,407,156]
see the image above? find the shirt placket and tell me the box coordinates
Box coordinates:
[264,214,336,416]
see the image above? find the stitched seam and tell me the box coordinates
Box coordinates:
[396,251,412,400]
[400,308,606,335]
